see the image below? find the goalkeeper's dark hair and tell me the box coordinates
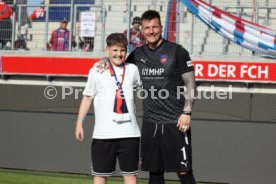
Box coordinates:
[141,10,161,22]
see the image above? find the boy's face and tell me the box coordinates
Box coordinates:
[105,45,127,66]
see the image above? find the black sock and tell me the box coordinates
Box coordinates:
[149,171,165,184]
[178,172,196,184]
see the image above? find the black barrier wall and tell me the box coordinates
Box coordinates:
[0,84,276,184]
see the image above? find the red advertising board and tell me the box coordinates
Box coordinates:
[1,56,99,76]
[193,61,276,83]
[1,56,276,83]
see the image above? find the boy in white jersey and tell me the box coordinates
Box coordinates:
[75,33,141,184]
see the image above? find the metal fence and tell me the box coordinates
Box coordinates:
[0,0,276,57]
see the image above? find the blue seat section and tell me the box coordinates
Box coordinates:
[48,0,95,21]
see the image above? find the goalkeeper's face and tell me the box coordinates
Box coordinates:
[141,17,163,47]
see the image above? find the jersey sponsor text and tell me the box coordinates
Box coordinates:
[141,68,164,76]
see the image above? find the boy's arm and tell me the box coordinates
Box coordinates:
[75,95,93,141]
[134,65,142,89]
[75,67,96,141]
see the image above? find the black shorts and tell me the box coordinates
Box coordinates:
[91,138,140,177]
[141,122,193,173]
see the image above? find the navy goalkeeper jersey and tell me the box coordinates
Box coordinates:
[126,40,194,124]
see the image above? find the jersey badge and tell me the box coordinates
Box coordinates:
[160,54,168,63]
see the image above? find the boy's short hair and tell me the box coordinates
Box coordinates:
[106,33,128,48]
[141,10,161,22]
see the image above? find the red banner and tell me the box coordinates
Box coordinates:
[1,56,99,76]
[1,56,276,83]
[193,61,276,83]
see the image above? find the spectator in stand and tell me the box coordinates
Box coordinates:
[76,19,95,52]
[0,0,13,50]
[29,6,44,23]
[123,16,146,52]
[78,36,94,52]
[48,17,76,51]
[17,0,31,44]
[27,0,44,22]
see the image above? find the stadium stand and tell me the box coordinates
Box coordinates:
[2,0,274,57]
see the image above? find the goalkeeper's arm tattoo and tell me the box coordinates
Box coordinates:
[181,71,197,112]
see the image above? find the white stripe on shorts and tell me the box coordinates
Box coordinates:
[91,165,116,177]
[120,170,140,176]
[91,170,116,177]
